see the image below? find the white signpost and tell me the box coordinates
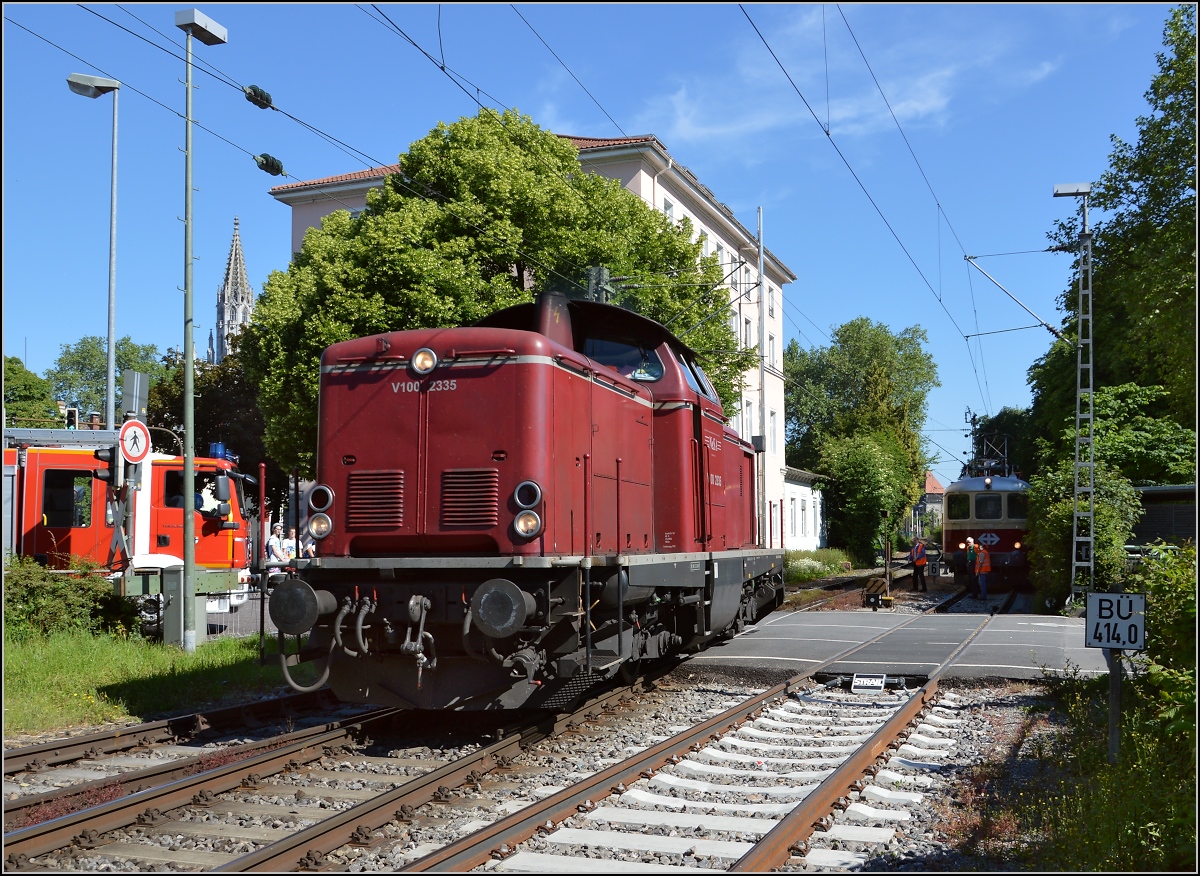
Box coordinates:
[1085,591,1147,765]
[1085,592,1146,651]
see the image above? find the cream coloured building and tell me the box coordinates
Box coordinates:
[269,135,796,547]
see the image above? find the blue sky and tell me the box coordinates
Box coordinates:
[2,3,1174,485]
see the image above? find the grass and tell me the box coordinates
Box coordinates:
[3,631,319,735]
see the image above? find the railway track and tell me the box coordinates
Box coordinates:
[4,610,996,872]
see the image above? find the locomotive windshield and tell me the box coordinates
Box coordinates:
[1007,493,1028,519]
[976,494,1003,520]
[584,337,664,382]
[947,493,970,520]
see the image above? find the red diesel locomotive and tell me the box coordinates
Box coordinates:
[269,290,785,710]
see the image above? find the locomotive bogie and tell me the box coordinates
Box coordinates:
[284,550,781,709]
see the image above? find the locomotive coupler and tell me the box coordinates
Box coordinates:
[400,595,437,688]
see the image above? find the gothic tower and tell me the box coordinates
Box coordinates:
[212,216,254,364]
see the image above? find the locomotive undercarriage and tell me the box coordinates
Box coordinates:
[269,553,784,710]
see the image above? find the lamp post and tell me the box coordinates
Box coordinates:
[176,8,227,653]
[66,73,120,430]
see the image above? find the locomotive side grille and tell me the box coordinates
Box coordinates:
[346,471,404,529]
[441,469,499,528]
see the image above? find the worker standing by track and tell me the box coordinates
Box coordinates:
[975,543,991,600]
[909,538,928,592]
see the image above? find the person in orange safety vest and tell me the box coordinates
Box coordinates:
[909,538,928,592]
[975,543,991,599]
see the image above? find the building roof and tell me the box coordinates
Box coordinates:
[786,466,826,484]
[925,471,944,495]
[270,164,400,195]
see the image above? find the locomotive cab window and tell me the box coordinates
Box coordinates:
[975,493,1003,520]
[1007,492,1028,519]
[42,470,92,528]
[947,493,970,520]
[584,337,664,382]
[673,348,719,402]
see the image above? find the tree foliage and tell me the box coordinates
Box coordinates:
[1049,383,1195,485]
[816,431,917,566]
[1025,459,1142,611]
[783,318,937,558]
[241,109,752,473]
[1031,6,1196,445]
[147,340,289,515]
[43,335,167,416]
[4,356,58,427]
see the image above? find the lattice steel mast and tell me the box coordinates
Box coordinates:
[1055,183,1094,596]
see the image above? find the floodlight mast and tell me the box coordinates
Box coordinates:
[1054,183,1094,599]
[176,8,227,653]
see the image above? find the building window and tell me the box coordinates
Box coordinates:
[700,232,710,256]
[770,410,777,454]
[744,318,752,349]
[769,334,775,367]
[716,243,724,270]
[790,497,796,536]
[801,498,808,536]
[768,285,775,317]
[663,199,674,221]
[745,400,753,439]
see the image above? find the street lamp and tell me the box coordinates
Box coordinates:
[175,8,227,653]
[67,72,120,430]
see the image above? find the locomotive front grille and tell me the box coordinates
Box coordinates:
[441,468,499,528]
[346,470,404,529]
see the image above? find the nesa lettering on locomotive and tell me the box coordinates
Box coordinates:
[269,290,785,711]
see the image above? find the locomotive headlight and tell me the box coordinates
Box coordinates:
[513,480,542,509]
[959,542,967,550]
[308,484,334,512]
[984,477,993,489]
[308,513,332,540]
[1013,541,1022,550]
[513,510,542,538]
[412,348,437,375]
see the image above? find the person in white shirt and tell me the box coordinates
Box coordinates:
[267,523,287,561]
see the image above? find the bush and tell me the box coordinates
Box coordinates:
[3,554,139,640]
[784,548,852,583]
[1025,460,1141,612]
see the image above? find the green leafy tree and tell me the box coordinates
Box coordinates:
[43,335,167,417]
[816,431,914,566]
[4,356,59,427]
[1025,459,1141,611]
[784,318,937,558]
[1081,384,1193,485]
[242,109,751,473]
[1031,6,1196,442]
[147,340,288,515]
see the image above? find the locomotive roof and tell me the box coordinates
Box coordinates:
[945,474,1030,492]
[475,296,702,359]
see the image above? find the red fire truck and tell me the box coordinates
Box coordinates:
[2,427,253,615]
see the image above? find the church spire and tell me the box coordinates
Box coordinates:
[213,216,254,363]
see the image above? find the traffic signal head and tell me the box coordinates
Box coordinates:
[65,408,79,429]
[93,445,123,488]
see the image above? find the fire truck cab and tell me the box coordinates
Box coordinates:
[2,428,253,615]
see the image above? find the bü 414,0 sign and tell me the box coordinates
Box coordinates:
[1085,592,1146,651]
